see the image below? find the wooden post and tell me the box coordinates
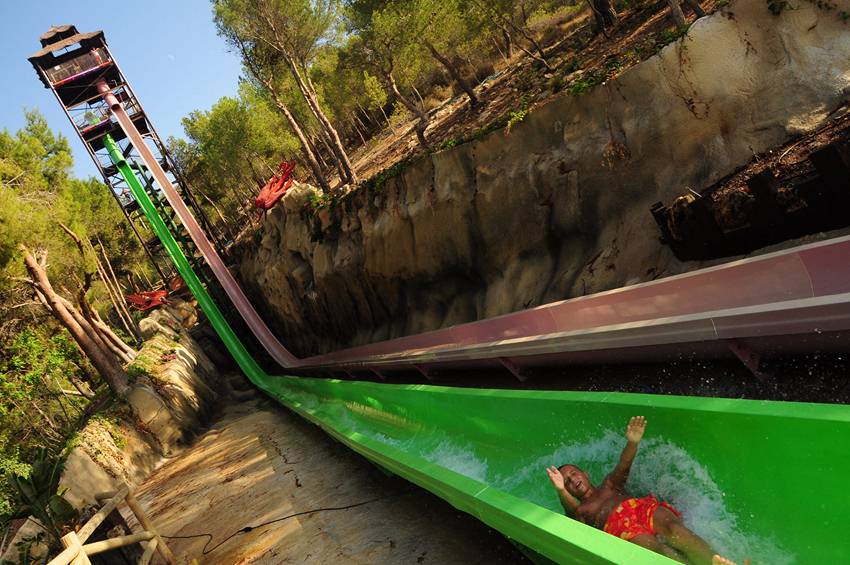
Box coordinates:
[139,537,158,565]
[60,532,92,565]
[125,489,176,564]
[80,531,154,555]
[77,485,130,542]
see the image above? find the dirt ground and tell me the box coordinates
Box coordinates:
[128,394,528,565]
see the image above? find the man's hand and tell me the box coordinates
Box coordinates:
[546,466,566,492]
[625,416,646,444]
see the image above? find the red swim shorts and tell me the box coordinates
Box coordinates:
[603,496,681,540]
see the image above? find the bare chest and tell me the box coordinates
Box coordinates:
[576,488,628,529]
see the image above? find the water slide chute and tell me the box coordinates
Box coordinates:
[106,135,850,564]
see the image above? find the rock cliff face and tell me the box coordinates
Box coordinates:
[238,0,850,357]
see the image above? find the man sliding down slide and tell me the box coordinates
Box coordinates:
[546,417,739,565]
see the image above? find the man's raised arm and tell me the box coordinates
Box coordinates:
[607,416,646,490]
[546,466,580,515]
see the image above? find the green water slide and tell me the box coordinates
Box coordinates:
[106,136,850,564]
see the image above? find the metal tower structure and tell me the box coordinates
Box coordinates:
[28,25,223,284]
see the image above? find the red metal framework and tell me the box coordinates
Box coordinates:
[125,290,169,311]
[255,160,296,214]
[28,25,223,283]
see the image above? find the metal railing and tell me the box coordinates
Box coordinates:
[47,483,174,565]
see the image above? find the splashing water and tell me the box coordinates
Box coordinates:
[495,429,794,565]
[283,388,792,563]
[364,430,489,483]
[286,388,490,483]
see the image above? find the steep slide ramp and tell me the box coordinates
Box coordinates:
[107,136,850,564]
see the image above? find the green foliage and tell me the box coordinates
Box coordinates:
[0,454,30,520]
[0,112,145,528]
[0,328,90,526]
[767,0,850,20]
[436,137,461,152]
[305,191,333,213]
[168,82,301,232]
[551,57,583,91]
[562,53,635,97]
[655,24,690,48]
[14,532,47,564]
[5,448,78,545]
[126,364,153,384]
[362,71,388,111]
[362,159,411,194]
[502,93,530,132]
[89,414,127,449]
[470,121,505,142]
[567,70,604,95]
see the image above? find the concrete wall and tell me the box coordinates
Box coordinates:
[238,0,850,356]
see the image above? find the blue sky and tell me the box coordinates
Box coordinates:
[0,0,244,178]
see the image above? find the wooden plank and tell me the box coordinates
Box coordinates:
[138,537,158,565]
[125,490,176,564]
[57,532,91,565]
[77,484,130,543]
[81,531,154,556]
[46,544,78,565]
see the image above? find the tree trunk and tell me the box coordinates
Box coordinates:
[306,134,331,176]
[258,10,357,185]
[237,40,330,192]
[67,372,96,399]
[21,247,130,397]
[139,270,152,289]
[92,254,135,341]
[425,42,478,107]
[317,133,347,181]
[520,0,530,26]
[64,292,135,365]
[127,273,141,294]
[89,306,137,361]
[197,187,237,243]
[246,156,268,187]
[96,238,142,342]
[356,102,375,128]
[58,223,139,344]
[666,0,687,28]
[385,71,430,149]
[412,85,426,107]
[235,173,261,225]
[378,104,395,134]
[683,0,705,17]
[473,0,553,71]
[266,95,330,191]
[291,59,358,184]
[350,114,368,145]
[588,0,618,36]
[502,29,513,59]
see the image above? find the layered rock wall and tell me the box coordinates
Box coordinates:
[239,0,850,356]
[59,305,220,509]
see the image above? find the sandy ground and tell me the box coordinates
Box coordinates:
[130,394,528,564]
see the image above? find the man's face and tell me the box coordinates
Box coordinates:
[559,465,591,498]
